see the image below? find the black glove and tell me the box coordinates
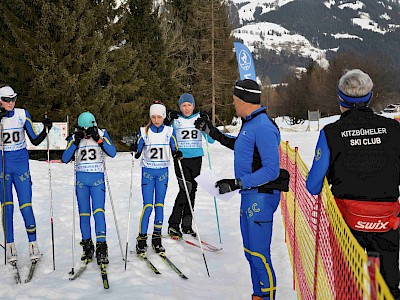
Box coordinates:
[134,152,141,159]
[85,127,102,144]
[194,117,213,135]
[172,150,183,159]
[164,110,180,126]
[215,178,242,194]
[42,117,53,131]
[130,142,138,153]
[200,111,210,121]
[74,130,84,146]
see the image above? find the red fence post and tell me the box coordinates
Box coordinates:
[368,252,380,300]
[313,194,323,300]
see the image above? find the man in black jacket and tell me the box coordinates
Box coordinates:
[306,69,400,299]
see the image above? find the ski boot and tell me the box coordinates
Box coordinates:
[96,241,109,265]
[168,224,182,240]
[6,242,18,263]
[28,241,41,261]
[152,232,165,254]
[136,234,148,255]
[80,238,94,262]
[182,226,197,238]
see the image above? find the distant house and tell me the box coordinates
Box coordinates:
[383,104,400,113]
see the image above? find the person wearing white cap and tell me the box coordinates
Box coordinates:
[130,101,182,254]
[0,84,52,264]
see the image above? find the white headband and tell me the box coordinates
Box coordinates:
[149,103,166,118]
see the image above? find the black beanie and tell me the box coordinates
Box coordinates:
[233,79,261,104]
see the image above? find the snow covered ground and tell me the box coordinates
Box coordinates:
[0,112,398,299]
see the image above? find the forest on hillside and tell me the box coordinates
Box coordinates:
[0,0,237,148]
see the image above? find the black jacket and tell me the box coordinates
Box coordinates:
[323,108,400,201]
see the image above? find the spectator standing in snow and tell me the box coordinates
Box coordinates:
[306,69,400,299]
[195,79,289,300]
[0,84,52,264]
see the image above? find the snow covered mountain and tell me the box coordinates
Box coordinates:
[228,0,400,82]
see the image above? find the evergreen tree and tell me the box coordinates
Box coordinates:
[164,0,237,125]
[123,0,178,115]
[0,0,143,146]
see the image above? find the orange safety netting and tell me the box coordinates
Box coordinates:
[279,140,394,300]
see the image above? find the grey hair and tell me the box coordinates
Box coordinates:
[338,69,373,96]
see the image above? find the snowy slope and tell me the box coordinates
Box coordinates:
[230,0,400,69]
[233,0,296,23]
[232,22,330,68]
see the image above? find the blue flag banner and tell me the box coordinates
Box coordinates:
[234,42,256,80]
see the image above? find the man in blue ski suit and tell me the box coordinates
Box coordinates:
[62,112,116,265]
[195,79,287,300]
[0,84,52,263]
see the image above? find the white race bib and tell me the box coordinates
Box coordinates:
[174,115,202,149]
[140,126,173,169]
[76,129,104,172]
[1,108,27,151]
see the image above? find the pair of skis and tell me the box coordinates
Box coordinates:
[178,237,222,252]
[135,238,222,278]
[69,259,109,289]
[158,233,223,252]
[134,251,188,280]
[11,259,40,284]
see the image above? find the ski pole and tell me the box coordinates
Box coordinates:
[124,152,135,270]
[176,158,210,277]
[102,152,124,261]
[1,121,6,264]
[45,113,56,270]
[205,137,222,243]
[70,151,77,275]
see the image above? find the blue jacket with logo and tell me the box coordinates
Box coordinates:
[208,106,281,194]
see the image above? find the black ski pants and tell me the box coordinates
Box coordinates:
[168,156,202,229]
[351,228,400,299]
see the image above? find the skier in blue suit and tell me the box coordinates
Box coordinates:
[62,111,116,265]
[0,85,52,264]
[131,101,181,254]
[195,79,289,300]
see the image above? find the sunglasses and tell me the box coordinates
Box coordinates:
[0,95,17,103]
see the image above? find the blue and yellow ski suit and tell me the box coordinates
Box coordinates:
[208,107,281,299]
[0,108,49,243]
[62,129,116,242]
[136,124,178,235]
